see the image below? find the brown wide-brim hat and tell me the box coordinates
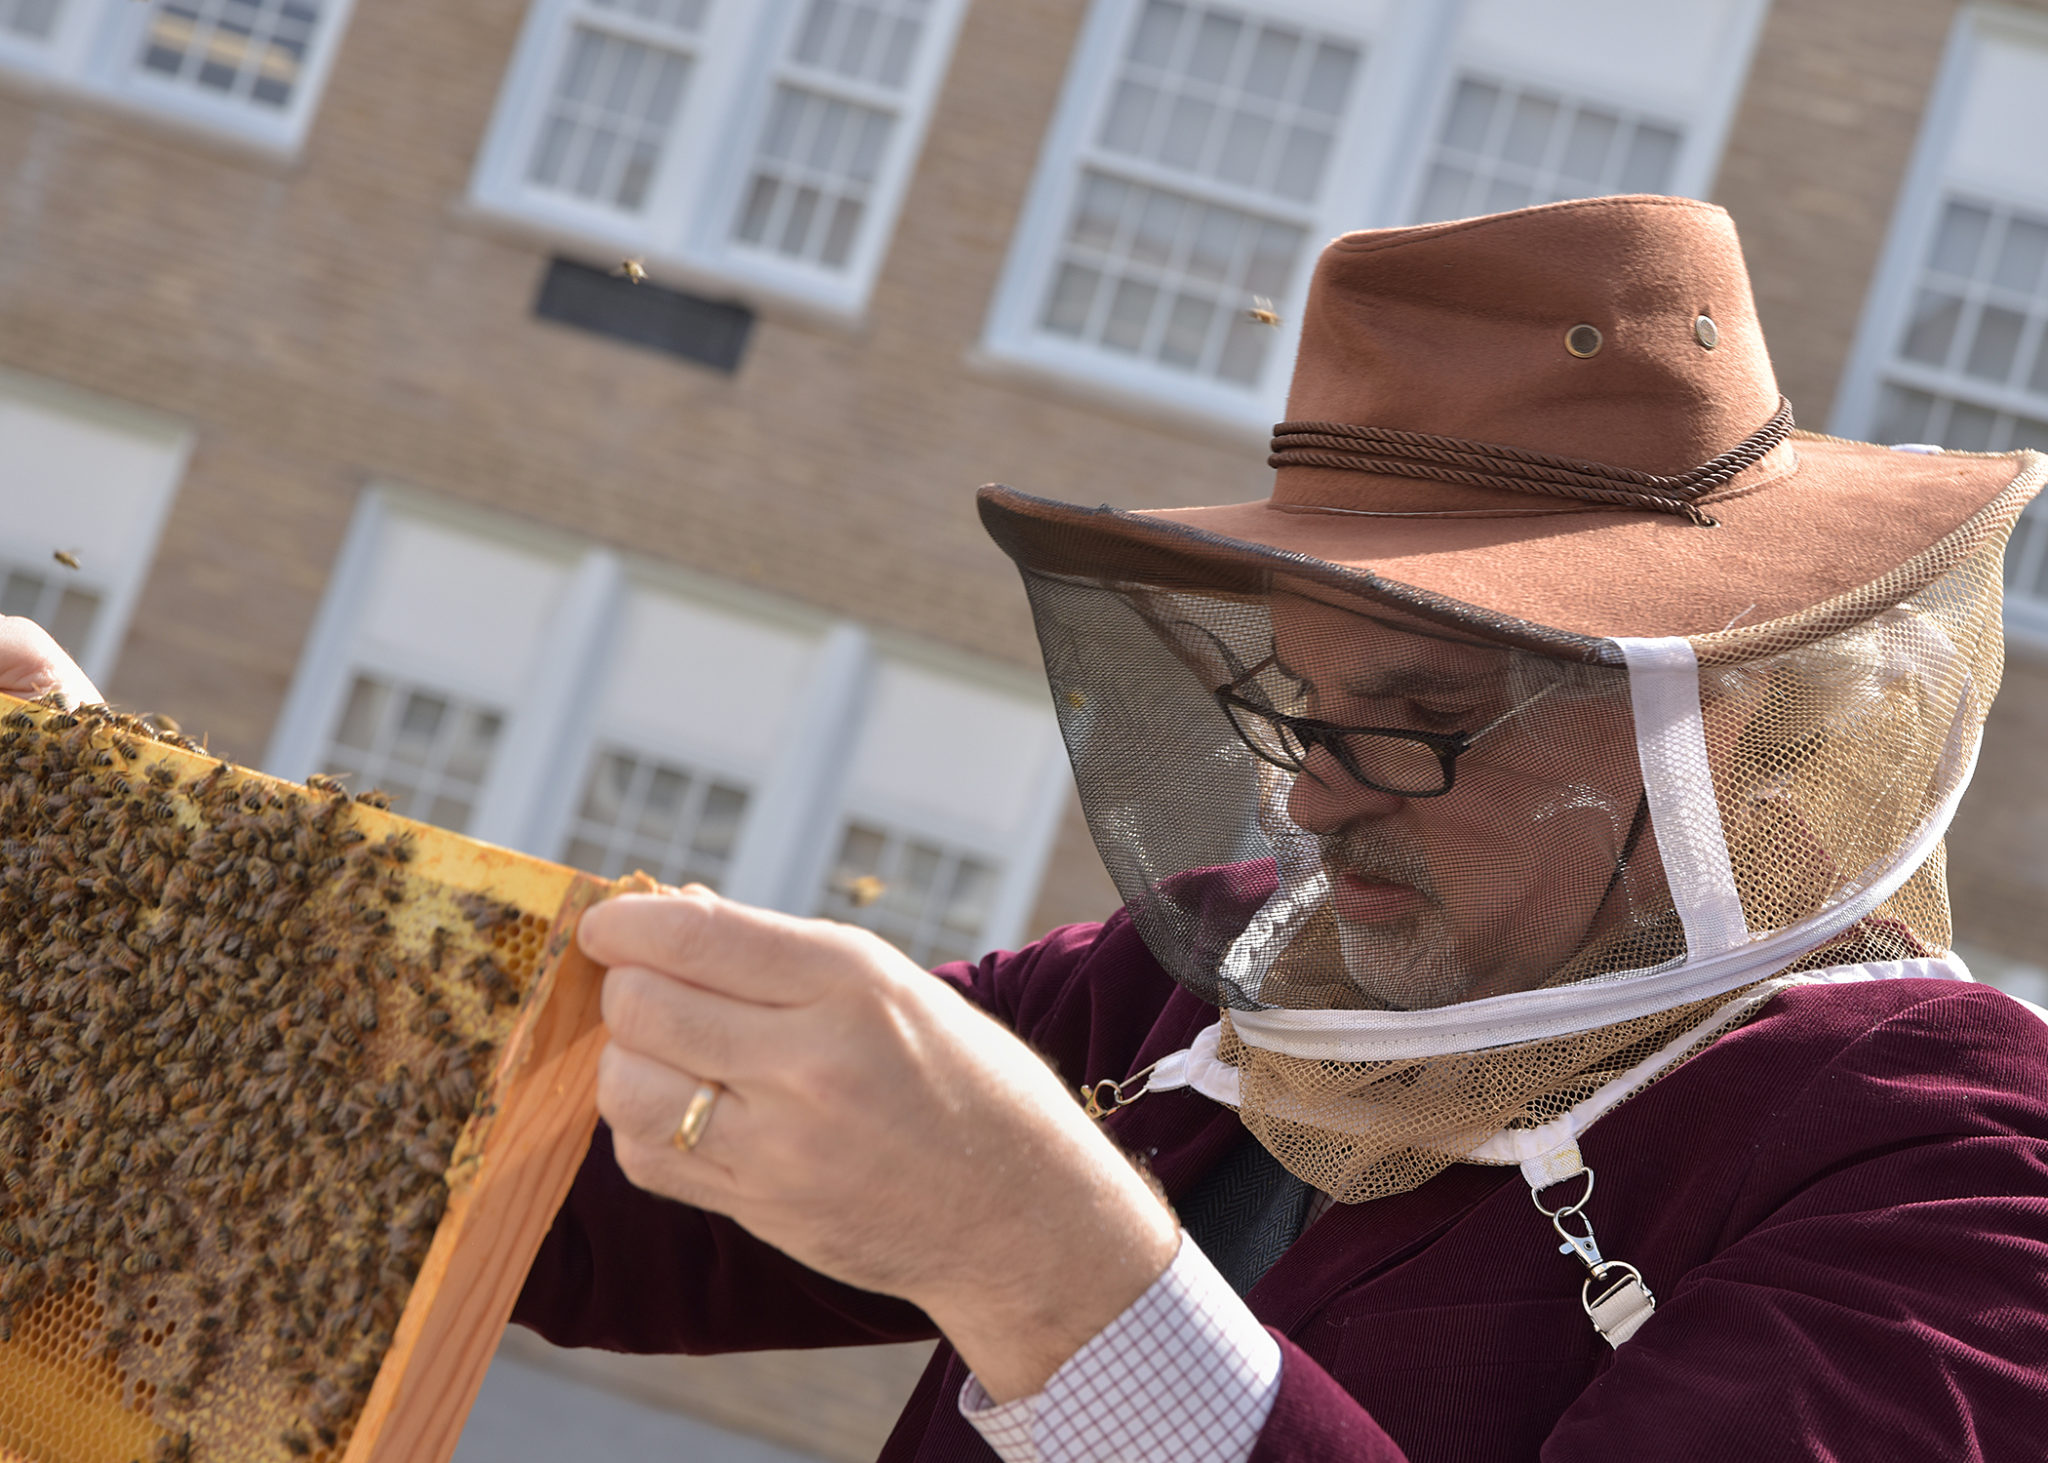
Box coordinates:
[981,196,2045,663]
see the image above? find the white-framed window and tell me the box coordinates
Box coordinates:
[267,488,1072,960]
[0,368,192,686]
[0,0,355,152]
[1832,7,2048,645]
[982,0,1768,431]
[469,0,972,317]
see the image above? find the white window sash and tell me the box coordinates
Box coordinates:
[469,0,973,318]
[271,489,1068,960]
[984,0,1421,433]
[1828,5,2048,643]
[0,0,360,152]
[1392,0,1770,222]
[982,0,1766,432]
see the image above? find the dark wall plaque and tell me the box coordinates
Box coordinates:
[534,258,755,374]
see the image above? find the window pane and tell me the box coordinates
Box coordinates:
[1945,401,1997,451]
[528,27,696,213]
[1900,289,1964,366]
[132,0,328,108]
[1993,216,2048,297]
[2010,415,2048,452]
[2,0,61,39]
[818,822,1003,965]
[582,752,638,823]
[1416,73,1682,222]
[1615,123,1679,193]
[787,0,930,88]
[49,587,99,657]
[730,84,896,269]
[0,569,43,622]
[1500,93,1558,168]
[318,674,502,834]
[1042,262,1102,336]
[1442,78,1497,152]
[333,676,387,751]
[1930,201,1992,277]
[692,782,747,859]
[564,744,751,889]
[1300,40,1357,116]
[1097,0,1357,203]
[1558,109,1618,184]
[1872,383,1936,445]
[1964,305,2027,383]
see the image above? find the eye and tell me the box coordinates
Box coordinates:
[1406,701,1472,729]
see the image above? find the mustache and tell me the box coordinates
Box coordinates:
[1316,827,1437,902]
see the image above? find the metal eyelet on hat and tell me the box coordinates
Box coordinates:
[1564,324,1603,358]
[1694,314,1719,349]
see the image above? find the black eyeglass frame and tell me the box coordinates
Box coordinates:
[1214,656,1557,798]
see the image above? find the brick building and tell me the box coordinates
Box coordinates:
[1,0,2046,1455]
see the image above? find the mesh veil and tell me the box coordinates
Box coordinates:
[1016,468,2037,1202]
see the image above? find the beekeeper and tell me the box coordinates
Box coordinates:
[520,195,2048,1461]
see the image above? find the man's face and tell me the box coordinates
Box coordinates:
[1266,593,1660,1009]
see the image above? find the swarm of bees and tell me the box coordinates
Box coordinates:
[0,695,548,1462]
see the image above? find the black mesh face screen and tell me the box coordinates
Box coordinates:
[1025,572,1684,1011]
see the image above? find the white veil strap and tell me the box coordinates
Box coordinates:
[1611,635,1749,959]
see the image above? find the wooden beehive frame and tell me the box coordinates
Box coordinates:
[0,693,616,1463]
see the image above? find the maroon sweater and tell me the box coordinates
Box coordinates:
[512,909,2048,1460]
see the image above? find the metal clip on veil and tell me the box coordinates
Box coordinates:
[1528,1165,1657,1348]
[1081,1059,1161,1120]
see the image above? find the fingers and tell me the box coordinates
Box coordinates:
[600,963,785,1081]
[0,617,101,707]
[580,890,882,1006]
[597,1042,744,1198]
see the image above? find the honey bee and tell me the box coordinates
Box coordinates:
[839,874,887,908]
[613,258,648,284]
[52,550,80,571]
[1245,295,1281,327]
[1063,690,1087,709]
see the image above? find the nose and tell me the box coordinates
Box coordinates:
[1284,748,1409,834]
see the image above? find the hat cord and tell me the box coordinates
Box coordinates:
[1268,396,1794,528]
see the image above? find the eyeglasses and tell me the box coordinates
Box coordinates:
[1216,658,1558,798]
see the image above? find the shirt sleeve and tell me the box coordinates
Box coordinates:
[957,1233,1283,1463]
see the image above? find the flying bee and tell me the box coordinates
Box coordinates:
[837,874,887,909]
[613,257,648,284]
[1245,295,1281,327]
[52,549,80,571]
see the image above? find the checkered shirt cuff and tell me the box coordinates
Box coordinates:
[957,1233,1283,1463]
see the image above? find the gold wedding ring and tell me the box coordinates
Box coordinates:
[672,1081,723,1152]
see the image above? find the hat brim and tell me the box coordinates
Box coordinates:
[980,434,2045,659]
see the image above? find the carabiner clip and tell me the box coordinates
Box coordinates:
[1081,1060,1161,1120]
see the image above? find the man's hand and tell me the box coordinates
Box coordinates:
[0,617,100,706]
[580,889,1181,1402]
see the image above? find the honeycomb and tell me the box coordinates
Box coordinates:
[0,693,603,1463]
